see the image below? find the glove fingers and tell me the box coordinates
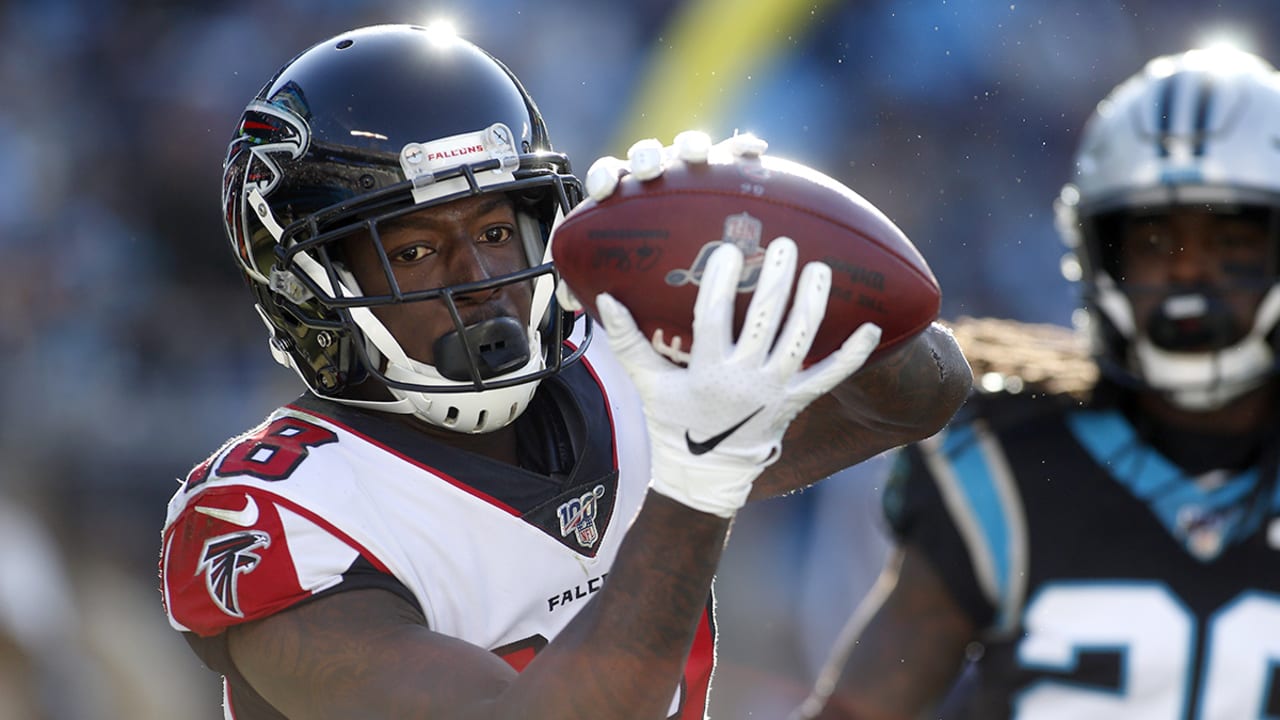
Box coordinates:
[716,131,768,159]
[738,237,799,362]
[793,322,883,399]
[597,293,668,374]
[587,131,769,203]
[627,138,666,181]
[555,277,583,313]
[673,130,713,164]
[768,256,829,376]
[691,243,744,363]
[585,156,628,201]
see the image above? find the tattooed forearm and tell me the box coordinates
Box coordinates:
[586,494,725,654]
[838,323,970,432]
[511,493,727,718]
[752,323,971,499]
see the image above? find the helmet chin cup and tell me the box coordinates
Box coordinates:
[383,343,545,434]
[433,317,532,382]
[1094,277,1279,410]
[1132,335,1272,411]
[1146,291,1241,351]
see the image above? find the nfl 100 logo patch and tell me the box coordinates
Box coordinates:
[557,485,606,548]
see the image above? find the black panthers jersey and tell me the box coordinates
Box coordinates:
[887,391,1280,720]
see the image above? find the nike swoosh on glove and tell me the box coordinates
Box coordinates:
[597,236,882,517]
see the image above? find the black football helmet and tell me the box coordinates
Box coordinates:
[1055,47,1280,409]
[222,24,587,433]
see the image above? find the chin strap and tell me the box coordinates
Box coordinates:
[1131,336,1274,410]
[1139,285,1280,410]
[1094,275,1280,411]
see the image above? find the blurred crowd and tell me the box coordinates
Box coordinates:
[1,0,1275,717]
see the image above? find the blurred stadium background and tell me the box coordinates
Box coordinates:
[1,0,1275,717]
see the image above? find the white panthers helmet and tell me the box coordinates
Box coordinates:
[1056,47,1280,410]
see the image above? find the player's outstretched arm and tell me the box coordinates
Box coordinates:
[795,545,976,720]
[756,322,971,499]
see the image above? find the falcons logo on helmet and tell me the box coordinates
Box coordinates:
[235,92,310,197]
[222,91,311,278]
[197,531,271,618]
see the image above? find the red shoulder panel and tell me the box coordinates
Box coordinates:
[162,486,310,637]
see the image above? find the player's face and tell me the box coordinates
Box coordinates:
[343,193,533,364]
[1118,207,1270,348]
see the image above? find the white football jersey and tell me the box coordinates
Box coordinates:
[160,339,715,719]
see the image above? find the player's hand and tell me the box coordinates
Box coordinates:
[597,237,882,518]
[555,131,768,312]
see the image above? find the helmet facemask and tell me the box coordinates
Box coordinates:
[1073,204,1280,410]
[269,154,584,434]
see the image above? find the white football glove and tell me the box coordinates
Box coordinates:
[597,236,882,518]
[555,130,769,313]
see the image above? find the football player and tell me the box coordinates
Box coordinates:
[158,24,970,720]
[799,47,1280,720]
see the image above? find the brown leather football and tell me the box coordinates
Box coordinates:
[550,153,940,366]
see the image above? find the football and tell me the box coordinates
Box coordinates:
[550,152,940,366]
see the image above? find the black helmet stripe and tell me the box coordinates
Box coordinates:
[1153,70,1219,159]
[1155,74,1177,158]
[1191,74,1216,157]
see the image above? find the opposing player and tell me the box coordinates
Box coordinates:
[158,24,970,719]
[799,46,1280,720]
